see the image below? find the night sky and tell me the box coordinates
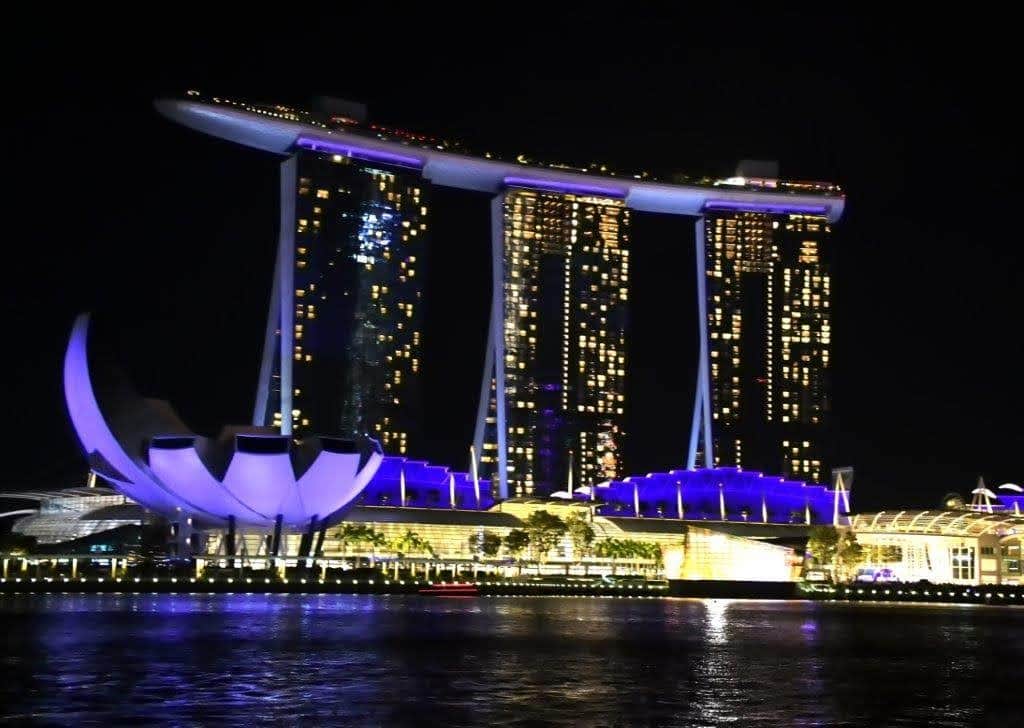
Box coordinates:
[5,11,1018,511]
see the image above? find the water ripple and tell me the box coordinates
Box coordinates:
[0,595,1021,726]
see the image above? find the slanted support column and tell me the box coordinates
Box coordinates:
[313,525,327,560]
[472,302,497,472]
[254,220,283,426]
[226,515,237,569]
[474,193,509,499]
[270,514,284,564]
[491,194,508,500]
[687,216,714,470]
[299,517,318,567]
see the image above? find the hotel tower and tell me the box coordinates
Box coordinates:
[473,187,630,498]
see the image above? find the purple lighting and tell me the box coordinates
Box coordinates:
[295,136,425,169]
[503,176,628,198]
[63,315,383,528]
[579,467,844,524]
[702,199,830,216]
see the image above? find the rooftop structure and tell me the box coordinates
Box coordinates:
[156,93,844,221]
[3,486,144,545]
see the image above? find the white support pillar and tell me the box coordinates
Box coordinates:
[254,220,283,426]
[472,304,497,468]
[470,446,481,508]
[833,477,841,526]
[676,480,684,519]
[277,156,297,435]
[687,216,714,469]
[687,365,702,470]
[490,194,508,498]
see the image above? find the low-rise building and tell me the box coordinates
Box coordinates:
[851,510,1024,585]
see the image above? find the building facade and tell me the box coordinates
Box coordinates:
[476,187,630,498]
[852,509,1024,585]
[257,151,427,452]
[704,209,832,482]
[154,94,846,498]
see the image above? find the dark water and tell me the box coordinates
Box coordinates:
[1,594,1021,726]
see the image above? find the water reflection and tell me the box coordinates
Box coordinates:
[1,595,1023,726]
[703,598,729,644]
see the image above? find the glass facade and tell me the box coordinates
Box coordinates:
[705,211,831,482]
[481,188,629,497]
[263,151,426,452]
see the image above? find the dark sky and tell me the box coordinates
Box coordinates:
[4,11,1019,511]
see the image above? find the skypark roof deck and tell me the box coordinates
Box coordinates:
[156,95,845,223]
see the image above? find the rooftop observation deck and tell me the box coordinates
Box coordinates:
[156,93,845,223]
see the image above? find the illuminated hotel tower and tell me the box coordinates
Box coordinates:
[157,95,846,492]
[474,186,630,498]
[701,207,831,482]
[255,150,427,453]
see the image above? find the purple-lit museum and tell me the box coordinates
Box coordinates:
[64,315,383,532]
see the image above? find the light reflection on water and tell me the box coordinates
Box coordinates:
[1,594,1021,726]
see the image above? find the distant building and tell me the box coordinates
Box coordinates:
[5,486,145,545]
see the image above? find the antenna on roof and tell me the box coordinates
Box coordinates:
[970,476,995,514]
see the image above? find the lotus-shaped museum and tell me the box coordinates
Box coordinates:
[63,314,383,530]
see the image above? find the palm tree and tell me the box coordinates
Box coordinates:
[336,523,367,564]
[368,530,387,568]
[595,539,622,575]
[390,529,435,579]
[336,524,386,567]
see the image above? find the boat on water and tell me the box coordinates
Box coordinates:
[419,582,479,597]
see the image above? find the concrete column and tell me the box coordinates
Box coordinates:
[2,558,8,578]
[226,515,237,570]
[490,194,509,498]
[71,558,78,579]
[687,216,714,469]
[278,157,297,435]
[271,514,284,564]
